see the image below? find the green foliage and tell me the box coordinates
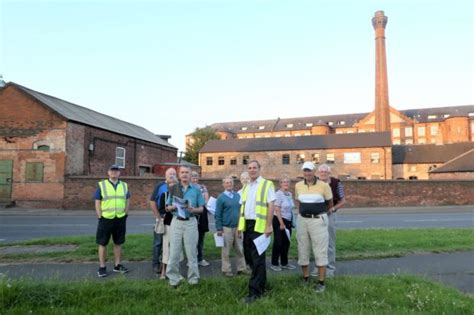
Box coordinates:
[1,275,473,314]
[184,126,220,165]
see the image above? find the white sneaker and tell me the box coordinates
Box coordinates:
[281,264,296,270]
[198,260,210,267]
[310,268,319,277]
[270,264,282,271]
[326,270,335,277]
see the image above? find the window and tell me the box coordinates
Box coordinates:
[241,127,248,131]
[443,114,450,118]
[218,156,225,165]
[305,123,313,127]
[405,139,413,144]
[417,126,425,137]
[139,166,151,176]
[405,127,413,137]
[370,152,380,164]
[339,120,346,125]
[347,130,354,134]
[230,157,237,165]
[206,157,213,166]
[286,124,293,128]
[115,147,126,168]
[428,115,437,120]
[409,176,418,180]
[26,162,44,182]
[335,130,343,134]
[326,153,335,164]
[392,128,400,137]
[418,138,426,144]
[328,122,334,126]
[343,152,361,164]
[264,135,270,138]
[284,134,291,137]
[430,125,438,136]
[37,145,50,151]
[393,139,401,145]
[282,154,290,165]
[304,132,311,136]
[296,154,305,164]
[295,133,301,137]
[275,134,282,137]
[242,155,249,165]
[312,153,320,164]
[255,135,262,138]
[469,112,474,117]
[259,126,265,130]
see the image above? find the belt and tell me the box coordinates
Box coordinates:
[177,217,190,221]
[301,214,322,219]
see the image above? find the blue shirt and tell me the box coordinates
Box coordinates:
[167,183,205,219]
[94,180,131,200]
[150,181,168,215]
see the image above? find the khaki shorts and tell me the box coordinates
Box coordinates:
[296,214,329,266]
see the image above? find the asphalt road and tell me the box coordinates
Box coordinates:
[0,206,472,243]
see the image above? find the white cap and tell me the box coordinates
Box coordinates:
[301,161,315,171]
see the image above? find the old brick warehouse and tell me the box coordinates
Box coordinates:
[0,82,177,208]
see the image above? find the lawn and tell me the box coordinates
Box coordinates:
[0,228,472,263]
[1,275,473,314]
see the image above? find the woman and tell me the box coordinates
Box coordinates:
[270,175,296,271]
[191,171,210,267]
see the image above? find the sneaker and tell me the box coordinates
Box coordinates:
[315,283,326,293]
[270,264,282,272]
[198,260,210,267]
[97,267,108,278]
[281,264,296,270]
[113,264,129,274]
[326,270,335,278]
[223,272,234,277]
[153,266,160,274]
[237,269,251,275]
[310,268,319,277]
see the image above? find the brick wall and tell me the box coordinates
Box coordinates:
[429,172,474,180]
[63,176,474,210]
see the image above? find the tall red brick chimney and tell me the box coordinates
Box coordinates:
[372,10,391,132]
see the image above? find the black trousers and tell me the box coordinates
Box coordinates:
[243,220,267,297]
[271,216,292,266]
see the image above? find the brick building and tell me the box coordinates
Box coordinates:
[429,149,474,180]
[0,82,177,207]
[199,132,392,180]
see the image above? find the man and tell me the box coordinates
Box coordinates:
[215,176,248,277]
[295,161,333,293]
[150,168,177,274]
[316,164,346,277]
[95,164,130,278]
[165,165,205,287]
[238,160,276,303]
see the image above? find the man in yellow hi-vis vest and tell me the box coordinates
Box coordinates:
[238,160,276,303]
[94,164,130,278]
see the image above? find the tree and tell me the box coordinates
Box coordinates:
[184,126,220,165]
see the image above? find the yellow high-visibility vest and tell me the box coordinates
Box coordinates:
[99,180,128,219]
[238,178,274,233]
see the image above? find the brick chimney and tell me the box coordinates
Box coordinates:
[372,10,391,132]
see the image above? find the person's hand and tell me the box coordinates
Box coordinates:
[279,224,285,231]
[166,205,176,212]
[264,225,273,237]
[237,231,242,239]
[217,231,223,237]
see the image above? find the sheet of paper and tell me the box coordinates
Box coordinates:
[173,196,189,219]
[285,228,291,241]
[214,233,224,247]
[207,196,217,215]
[253,234,271,255]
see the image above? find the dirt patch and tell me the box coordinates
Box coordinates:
[0,245,78,255]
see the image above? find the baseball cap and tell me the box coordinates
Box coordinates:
[301,161,315,171]
[109,164,121,171]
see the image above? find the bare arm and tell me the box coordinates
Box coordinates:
[190,206,203,214]
[264,201,274,237]
[125,199,130,213]
[275,206,285,230]
[95,200,101,219]
[150,200,160,219]
[333,197,346,212]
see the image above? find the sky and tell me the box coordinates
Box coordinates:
[1,0,473,152]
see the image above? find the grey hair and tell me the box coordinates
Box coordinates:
[222,176,234,184]
[279,174,291,183]
[191,171,200,178]
[318,164,331,172]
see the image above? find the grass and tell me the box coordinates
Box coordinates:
[1,275,473,314]
[0,228,473,263]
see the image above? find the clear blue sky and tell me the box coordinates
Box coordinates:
[1,0,473,152]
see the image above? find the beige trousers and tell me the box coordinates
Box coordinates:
[221,226,247,273]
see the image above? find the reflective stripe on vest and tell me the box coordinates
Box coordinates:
[99,180,128,219]
[238,179,273,233]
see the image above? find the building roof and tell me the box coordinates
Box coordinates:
[200,132,391,153]
[9,82,176,149]
[210,105,474,134]
[392,142,474,164]
[429,149,474,173]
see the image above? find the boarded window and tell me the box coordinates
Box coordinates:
[139,166,151,176]
[115,147,126,168]
[26,162,44,182]
[282,154,290,165]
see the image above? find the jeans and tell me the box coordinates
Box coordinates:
[197,230,206,262]
[152,230,163,268]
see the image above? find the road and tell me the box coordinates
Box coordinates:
[0,205,472,243]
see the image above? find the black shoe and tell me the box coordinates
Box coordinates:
[113,264,129,274]
[242,295,260,304]
[153,266,160,274]
[97,267,108,278]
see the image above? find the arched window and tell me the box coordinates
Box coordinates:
[37,145,50,151]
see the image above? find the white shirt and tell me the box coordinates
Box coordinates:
[241,176,276,220]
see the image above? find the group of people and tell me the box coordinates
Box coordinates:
[93,159,345,303]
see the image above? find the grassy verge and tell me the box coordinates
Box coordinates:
[0,228,472,263]
[1,275,473,314]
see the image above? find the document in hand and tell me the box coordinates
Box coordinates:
[285,228,291,242]
[253,234,271,255]
[173,196,189,219]
[207,197,217,215]
[214,233,224,247]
